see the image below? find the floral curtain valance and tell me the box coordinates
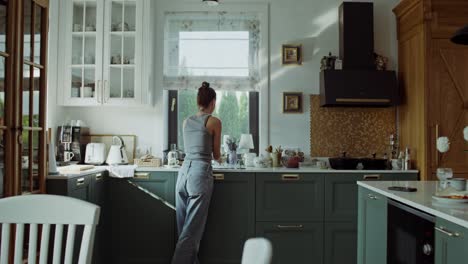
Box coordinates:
[163,12,261,91]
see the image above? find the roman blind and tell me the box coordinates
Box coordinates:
[164,12,261,91]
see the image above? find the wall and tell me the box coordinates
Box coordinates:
[47,0,399,157]
[310,95,396,158]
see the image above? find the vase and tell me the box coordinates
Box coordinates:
[271,153,281,167]
[228,150,237,167]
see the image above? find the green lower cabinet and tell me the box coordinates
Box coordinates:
[199,172,255,264]
[357,187,387,264]
[107,178,176,264]
[324,222,357,264]
[256,173,324,222]
[130,172,177,205]
[324,174,361,222]
[435,218,468,264]
[256,222,323,264]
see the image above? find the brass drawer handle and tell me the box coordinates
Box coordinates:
[282,174,300,181]
[76,177,85,186]
[363,174,381,180]
[213,174,225,180]
[367,194,379,200]
[435,226,460,238]
[277,224,303,229]
[134,173,150,180]
[95,173,102,181]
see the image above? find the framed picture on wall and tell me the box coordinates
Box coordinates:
[282,44,302,65]
[283,92,303,113]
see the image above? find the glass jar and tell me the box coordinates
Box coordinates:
[167,144,179,167]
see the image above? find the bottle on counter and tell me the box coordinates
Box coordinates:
[403,147,411,170]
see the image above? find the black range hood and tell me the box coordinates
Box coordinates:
[320,2,399,107]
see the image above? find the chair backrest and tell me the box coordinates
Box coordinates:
[0,194,100,264]
[241,237,273,264]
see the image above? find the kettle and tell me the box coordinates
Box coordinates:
[106,136,129,165]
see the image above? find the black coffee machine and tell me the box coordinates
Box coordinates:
[56,126,90,165]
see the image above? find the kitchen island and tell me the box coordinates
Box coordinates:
[357,181,468,264]
[48,168,419,264]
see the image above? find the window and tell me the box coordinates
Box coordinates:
[169,90,258,154]
[165,12,261,154]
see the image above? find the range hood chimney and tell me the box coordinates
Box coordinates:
[320,2,399,107]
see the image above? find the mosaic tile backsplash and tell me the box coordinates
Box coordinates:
[310,95,396,158]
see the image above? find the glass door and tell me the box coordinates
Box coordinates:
[61,0,103,106]
[0,0,8,198]
[103,0,142,105]
[21,0,48,194]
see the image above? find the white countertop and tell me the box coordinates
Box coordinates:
[48,167,108,179]
[47,166,418,179]
[358,181,468,229]
[136,166,419,174]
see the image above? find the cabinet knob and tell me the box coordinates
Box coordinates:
[213,174,225,180]
[422,243,433,256]
[134,173,150,180]
[367,194,379,200]
[95,173,102,181]
[76,177,85,186]
[363,174,381,180]
[282,174,300,181]
[277,224,303,229]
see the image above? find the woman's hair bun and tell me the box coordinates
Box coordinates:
[201,81,210,88]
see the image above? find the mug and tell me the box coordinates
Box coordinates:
[64,151,75,162]
[83,86,93,97]
[447,178,467,192]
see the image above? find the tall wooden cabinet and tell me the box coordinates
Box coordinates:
[393,0,468,180]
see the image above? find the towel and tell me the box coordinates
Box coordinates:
[107,165,138,178]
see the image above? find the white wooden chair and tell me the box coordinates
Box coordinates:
[241,237,273,264]
[0,194,100,264]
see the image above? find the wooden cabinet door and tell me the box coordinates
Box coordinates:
[357,187,387,264]
[130,172,176,205]
[198,172,255,264]
[256,222,324,264]
[430,40,468,175]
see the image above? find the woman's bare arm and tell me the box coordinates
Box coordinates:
[206,116,222,162]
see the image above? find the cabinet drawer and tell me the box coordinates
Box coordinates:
[256,222,323,264]
[359,172,418,181]
[256,173,324,221]
[68,175,91,191]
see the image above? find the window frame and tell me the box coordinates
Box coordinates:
[168,90,259,155]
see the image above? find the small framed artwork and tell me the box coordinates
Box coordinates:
[283,92,303,113]
[282,44,302,65]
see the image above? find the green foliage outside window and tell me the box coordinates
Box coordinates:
[177,90,250,151]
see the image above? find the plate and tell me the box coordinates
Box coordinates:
[432,195,468,204]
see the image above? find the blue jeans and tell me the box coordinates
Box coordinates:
[172,160,214,264]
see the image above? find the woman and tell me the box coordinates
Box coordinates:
[172,82,222,264]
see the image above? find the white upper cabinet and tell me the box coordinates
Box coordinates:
[58,0,150,106]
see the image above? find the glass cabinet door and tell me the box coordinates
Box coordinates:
[61,0,103,105]
[0,0,7,198]
[21,0,47,194]
[102,0,142,105]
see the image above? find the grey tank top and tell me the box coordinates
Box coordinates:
[183,113,213,162]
